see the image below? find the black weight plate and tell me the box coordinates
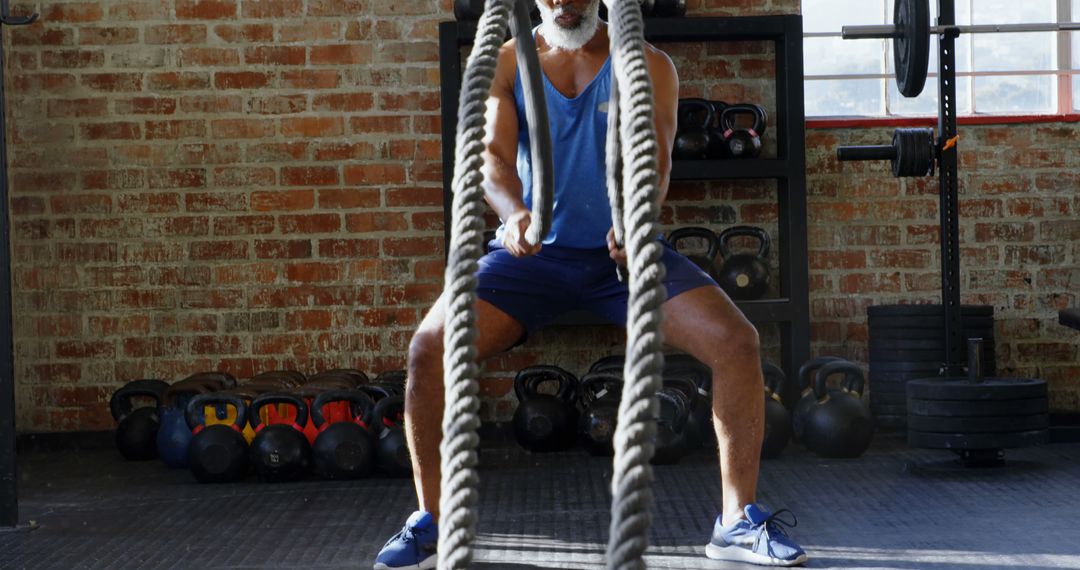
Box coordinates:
[893,0,931,97]
[907,429,1049,450]
[868,316,995,329]
[870,371,943,383]
[869,384,913,399]
[907,414,1049,433]
[907,397,1048,417]
[869,349,996,362]
[870,361,947,372]
[868,304,993,318]
[873,414,907,430]
[869,327,994,340]
[869,337,997,350]
[907,377,1046,401]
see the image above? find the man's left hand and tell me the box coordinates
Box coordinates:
[606,227,627,266]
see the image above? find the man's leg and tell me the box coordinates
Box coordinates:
[405,293,525,519]
[660,285,763,526]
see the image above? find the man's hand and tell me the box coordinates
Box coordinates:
[502,210,543,258]
[606,227,627,266]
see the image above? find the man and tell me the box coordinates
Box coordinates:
[374,1,807,568]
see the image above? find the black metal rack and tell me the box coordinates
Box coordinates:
[437,15,809,389]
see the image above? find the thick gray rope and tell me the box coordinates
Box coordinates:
[439,0,552,567]
[604,1,666,569]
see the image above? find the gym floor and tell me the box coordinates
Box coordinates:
[2,432,1079,570]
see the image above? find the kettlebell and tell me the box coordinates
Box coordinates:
[717,225,771,300]
[316,368,369,385]
[249,393,313,482]
[721,104,767,158]
[792,356,844,443]
[652,0,687,17]
[588,354,625,375]
[250,369,304,388]
[706,100,731,158]
[577,371,623,456]
[312,389,378,480]
[184,371,238,390]
[673,98,714,160]
[157,379,217,468]
[373,395,412,478]
[652,385,691,465]
[374,369,407,395]
[512,365,579,452]
[667,227,721,281]
[760,362,792,459]
[186,393,249,483]
[660,376,705,451]
[663,353,714,446]
[111,379,169,460]
[802,360,874,458]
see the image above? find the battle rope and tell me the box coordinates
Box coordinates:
[442,1,662,568]
[603,1,666,569]
[439,0,553,567]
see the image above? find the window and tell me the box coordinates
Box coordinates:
[803,0,1079,117]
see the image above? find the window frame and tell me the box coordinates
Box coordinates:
[802,0,1080,126]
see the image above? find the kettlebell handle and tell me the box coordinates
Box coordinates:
[513,365,579,404]
[720,104,767,137]
[312,389,376,429]
[655,388,690,432]
[760,362,786,402]
[373,395,406,430]
[667,227,720,262]
[718,225,770,260]
[110,379,169,421]
[183,371,238,390]
[797,356,843,393]
[250,392,309,430]
[185,393,247,431]
[677,98,714,130]
[812,361,865,401]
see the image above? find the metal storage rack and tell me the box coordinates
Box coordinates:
[437,15,810,393]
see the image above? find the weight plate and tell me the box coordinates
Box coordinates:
[893,0,931,97]
[870,370,942,382]
[870,361,947,372]
[873,413,907,430]
[908,397,1048,417]
[869,384,913,398]
[869,349,996,362]
[907,377,1046,401]
[907,429,1049,450]
[867,304,993,318]
[869,338,997,351]
[869,327,994,340]
[868,316,995,329]
[907,414,1049,433]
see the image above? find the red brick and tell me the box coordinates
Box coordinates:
[317,239,379,258]
[312,93,374,112]
[212,215,275,236]
[254,239,312,259]
[42,49,104,68]
[349,115,409,133]
[280,117,344,137]
[78,218,143,239]
[359,308,418,328]
[211,118,275,138]
[148,169,206,189]
[374,42,439,64]
[150,266,212,287]
[345,164,406,185]
[114,97,177,115]
[310,44,371,65]
[146,120,206,140]
[186,192,248,212]
[81,72,142,91]
[838,273,901,294]
[213,23,274,42]
[116,193,183,213]
[346,212,409,233]
[148,71,210,90]
[212,166,276,187]
[318,188,379,209]
[146,24,207,44]
[180,95,243,114]
[45,3,103,22]
[83,266,145,287]
[313,142,378,161]
[1005,245,1067,265]
[414,259,445,280]
[410,212,444,231]
[80,122,141,140]
[214,263,279,284]
[11,197,46,215]
[383,237,441,257]
[79,27,139,45]
[11,27,73,46]
[14,171,78,192]
[14,73,77,93]
[282,70,339,89]
[251,190,314,211]
[280,214,340,234]
[808,251,866,270]
[247,142,308,162]
[51,194,112,214]
[1017,342,1077,364]
[241,0,303,17]
[285,262,341,283]
[179,47,240,66]
[281,166,338,186]
[191,240,249,260]
[869,250,932,269]
[1040,220,1080,241]
[279,21,341,42]
[285,310,334,331]
[214,71,271,89]
[974,222,1035,243]
[192,336,245,355]
[176,0,237,19]
[244,46,306,65]
[248,95,307,115]
[308,0,366,15]
[381,284,441,305]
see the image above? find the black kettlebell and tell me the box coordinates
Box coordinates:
[589,354,625,375]
[374,369,407,394]
[668,227,721,281]
[760,362,792,460]
[250,393,312,482]
[802,360,874,458]
[512,365,579,452]
[673,98,714,160]
[373,395,412,478]
[652,0,687,17]
[706,100,731,158]
[312,389,377,480]
[186,393,249,483]
[652,385,691,465]
[660,376,705,451]
[663,353,714,446]
[111,379,169,460]
[721,104,767,158]
[717,225,771,301]
[319,368,368,384]
[186,371,239,390]
[793,356,843,443]
[578,371,623,456]
[252,369,306,387]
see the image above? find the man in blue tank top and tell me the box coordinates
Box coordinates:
[375,1,807,568]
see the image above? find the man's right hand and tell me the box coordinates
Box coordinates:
[501,210,543,258]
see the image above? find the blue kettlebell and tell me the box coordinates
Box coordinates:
[157,378,218,468]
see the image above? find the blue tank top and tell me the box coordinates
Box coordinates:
[506,54,613,249]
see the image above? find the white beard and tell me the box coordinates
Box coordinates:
[536,0,601,51]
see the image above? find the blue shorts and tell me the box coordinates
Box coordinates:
[477,240,717,336]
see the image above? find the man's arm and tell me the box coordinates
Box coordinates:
[481,42,541,257]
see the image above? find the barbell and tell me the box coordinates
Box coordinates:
[842,0,1080,97]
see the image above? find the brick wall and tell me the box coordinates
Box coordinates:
[4,0,1077,432]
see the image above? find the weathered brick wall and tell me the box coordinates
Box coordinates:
[5,0,1076,432]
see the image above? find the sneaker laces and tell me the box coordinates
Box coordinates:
[750,509,798,552]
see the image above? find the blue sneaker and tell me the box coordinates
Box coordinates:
[373,511,438,570]
[705,504,808,566]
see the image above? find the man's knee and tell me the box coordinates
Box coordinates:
[408,328,443,378]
